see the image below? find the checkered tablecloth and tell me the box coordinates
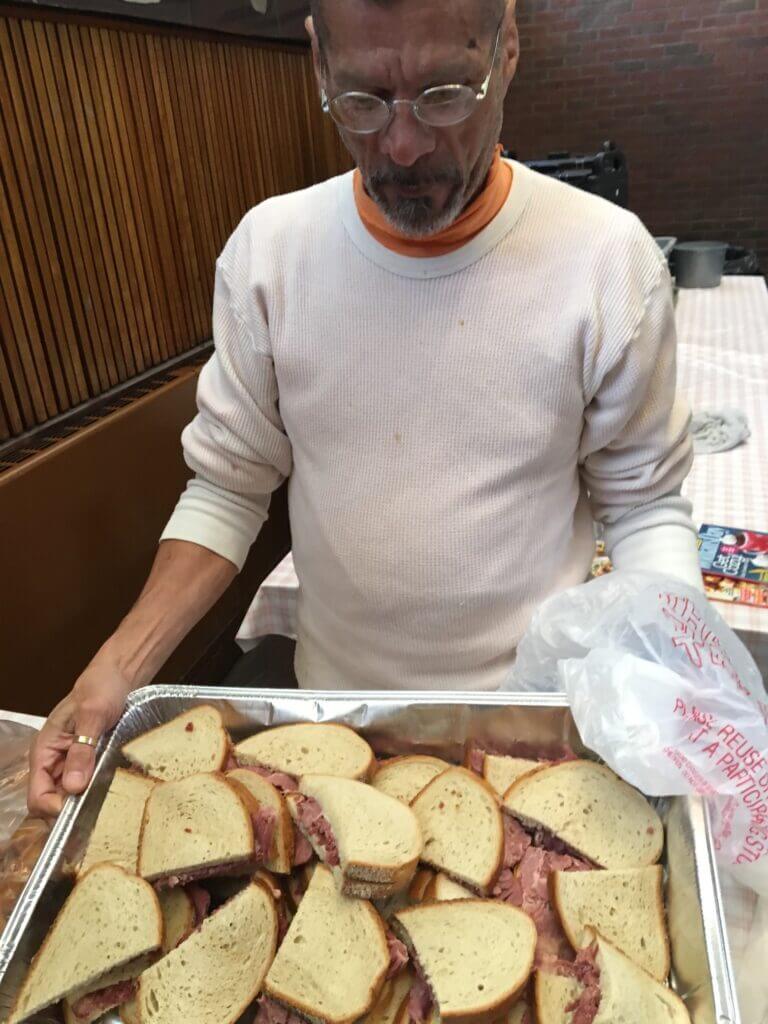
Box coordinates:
[677,276,768,678]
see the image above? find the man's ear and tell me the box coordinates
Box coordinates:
[501,3,520,88]
[305,15,324,90]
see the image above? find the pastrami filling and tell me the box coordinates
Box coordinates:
[71,980,136,1020]
[254,996,306,1024]
[229,760,298,793]
[385,930,409,979]
[554,943,601,1024]
[292,795,340,867]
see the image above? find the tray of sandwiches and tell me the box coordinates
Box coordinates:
[0,687,740,1024]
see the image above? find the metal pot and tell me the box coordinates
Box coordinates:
[674,241,727,289]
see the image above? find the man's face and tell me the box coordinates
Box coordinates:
[309,0,519,237]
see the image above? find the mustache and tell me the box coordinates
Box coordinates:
[368,167,463,190]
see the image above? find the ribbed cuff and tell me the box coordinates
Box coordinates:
[611,523,704,591]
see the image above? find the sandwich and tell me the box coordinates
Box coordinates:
[407,870,472,904]
[263,863,391,1024]
[410,767,503,895]
[286,775,422,898]
[227,768,295,874]
[502,760,663,869]
[122,705,230,781]
[8,864,162,1024]
[78,768,156,876]
[113,887,211,1024]
[361,969,414,1024]
[372,757,450,805]
[138,772,266,886]
[534,931,691,1024]
[392,899,537,1024]
[507,1004,530,1024]
[551,866,669,981]
[235,722,375,782]
[136,881,278,1024]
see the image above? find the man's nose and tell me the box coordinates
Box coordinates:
[379,103,436,167]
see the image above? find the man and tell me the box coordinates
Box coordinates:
[29,0,702,817]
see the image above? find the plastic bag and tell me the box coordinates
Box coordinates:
[0,721,50,931]
[503,571,768,895]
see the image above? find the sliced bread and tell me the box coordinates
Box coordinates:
[122,706,230,782]
[481,756,539,799]
[8,864,162,1024]
[138,773,254,883]
[592,932,690,1024]
[425,873,473,901]
[502,760,663,868]
[265,863,390,1024]
[411,768,503,895]
[372,757,450,805]
[235,723,374,780]
[533,972,581,1024]
[137,882,277,1024]
[227,768,294,874]
[363,969,413,1024]
[552,866,669,980]
[78,769,156,876]
[393,900,537,1024]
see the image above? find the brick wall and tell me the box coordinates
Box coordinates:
[503,0,768,270]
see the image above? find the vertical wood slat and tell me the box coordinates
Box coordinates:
[0,12,352,441]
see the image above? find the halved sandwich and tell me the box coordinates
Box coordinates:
[372,757,450,805]
[227,768,294,874]
[8,864,162,1024]
[122,705,230,781]
[235,722,375,782]
[78,768,156,876]
[114,888,210,1024]
[392,900,537,1024]
[502,761,663,869]
[138,772,263,886]
[410,768,503,895]
[551,866,669,981]
[362,969,414,1024]
[407,870,472,904]
[534,931,691,1024]
[286,775,422,898]
[136,881,278,1024]
[264,863,390,1024]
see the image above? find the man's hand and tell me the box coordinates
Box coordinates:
[28,653,133,818]
[26,540,238,818]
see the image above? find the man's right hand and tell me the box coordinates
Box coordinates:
[26,540,240,818]
[27,652,133,818]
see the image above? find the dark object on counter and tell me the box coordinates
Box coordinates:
[504,141,628,208]
[674,241,727,289]
[723,245,762,277]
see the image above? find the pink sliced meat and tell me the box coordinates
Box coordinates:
[276,897,291,944]
[186,883,211,928]
[292,795,340,867]
[254,996,306,1024]
[253,806,277,862]
[561,944,601,1024]
[292,826,314,866]
[233,762,298,793]
[71,980,136,1020]
[501,815,532,869]
[407,976,433,1024]
[385,930,409,978]
[466,743,486,775]
[154,858,257,889]
[495,845,591,966]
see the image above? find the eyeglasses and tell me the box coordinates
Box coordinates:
[321,21,504,135]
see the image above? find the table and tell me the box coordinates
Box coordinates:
[238,277,768,678]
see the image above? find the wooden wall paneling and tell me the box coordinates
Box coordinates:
[151,35,209,335]
[165,36,221,299]
[0,229,39,429]
[37,20,117,393]
[22,20,108,397]
[0,330,23,439]
[4,21,88,411]
[88,26,152,375]
[57,23,131,383]
[99,27,166,367]
[209,42,250,224]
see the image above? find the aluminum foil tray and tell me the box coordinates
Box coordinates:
[0,687,741,1024]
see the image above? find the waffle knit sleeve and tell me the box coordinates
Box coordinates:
[160,233,292,571]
